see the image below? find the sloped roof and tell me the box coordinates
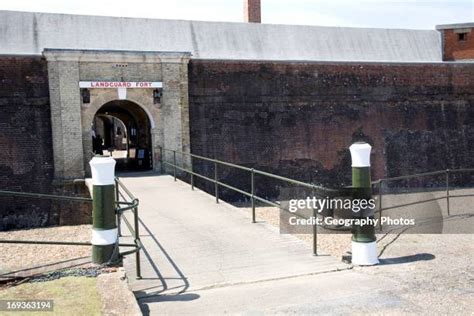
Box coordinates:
[0,10,442,62]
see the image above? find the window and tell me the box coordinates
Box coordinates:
[458,33,468,41]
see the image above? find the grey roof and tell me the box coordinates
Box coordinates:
[436,22,474,30]
[0,10,442,62]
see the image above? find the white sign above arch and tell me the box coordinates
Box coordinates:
[79,81,162,88]
[79,81,162,100]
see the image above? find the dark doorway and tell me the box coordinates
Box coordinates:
[93,100,153,171]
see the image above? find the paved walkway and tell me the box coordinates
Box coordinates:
[119,174,356,313]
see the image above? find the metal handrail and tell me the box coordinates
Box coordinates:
[372,168,474,184]
[0,180,142,279]
[161,146,473,242]
[159,146,342,256]
[0,190,93,203]
[115,177,142,279]
[161,147,338,194]
[116,177,137,201]
[372,168,474,232]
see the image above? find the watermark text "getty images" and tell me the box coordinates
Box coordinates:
[288,196,376,213]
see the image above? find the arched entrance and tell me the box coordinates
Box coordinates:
[93,100,153,171]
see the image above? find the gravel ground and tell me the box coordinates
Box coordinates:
[365,233,474,314]
[245,206,474,314]
[0,225,92,273]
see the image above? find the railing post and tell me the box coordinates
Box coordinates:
[251,169,256,223]
[173,150,177,181]
[446,169,450,216]
[115,179,122,238]
[160,146,164,174]
[214,160,219,203]
[89,156,118,264]
[312,186,318,256]
[133,203,142,279]
[378,180,383,232]
[349,142,378,266]
[191,156,194,190]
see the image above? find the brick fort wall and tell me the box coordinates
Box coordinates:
[0,56,90,230]
[188,60,474,200]
[1,57,473,225]
[0,56,55,229]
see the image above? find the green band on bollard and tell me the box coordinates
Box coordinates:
[92,245,115,263]
[351,166,376,243]
[352,167,371,189]
[91,184,117,264]
[92,185,116,230]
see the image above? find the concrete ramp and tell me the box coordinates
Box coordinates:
[119,175,349,311]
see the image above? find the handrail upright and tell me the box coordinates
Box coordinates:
[133,202,142,279]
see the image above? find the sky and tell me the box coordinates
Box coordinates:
[0,0,472,30]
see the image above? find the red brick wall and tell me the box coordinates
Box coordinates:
[442,29,474,61]
[244,0,261,23]
[188,60,474,199]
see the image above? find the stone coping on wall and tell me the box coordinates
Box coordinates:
[43,48,192,64]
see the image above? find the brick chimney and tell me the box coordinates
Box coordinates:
[436,23,474,61]
[244,0,261,23]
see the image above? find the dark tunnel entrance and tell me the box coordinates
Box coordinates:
[93,100,153,171]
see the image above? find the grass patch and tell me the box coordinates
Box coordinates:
[0,276,101,316]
